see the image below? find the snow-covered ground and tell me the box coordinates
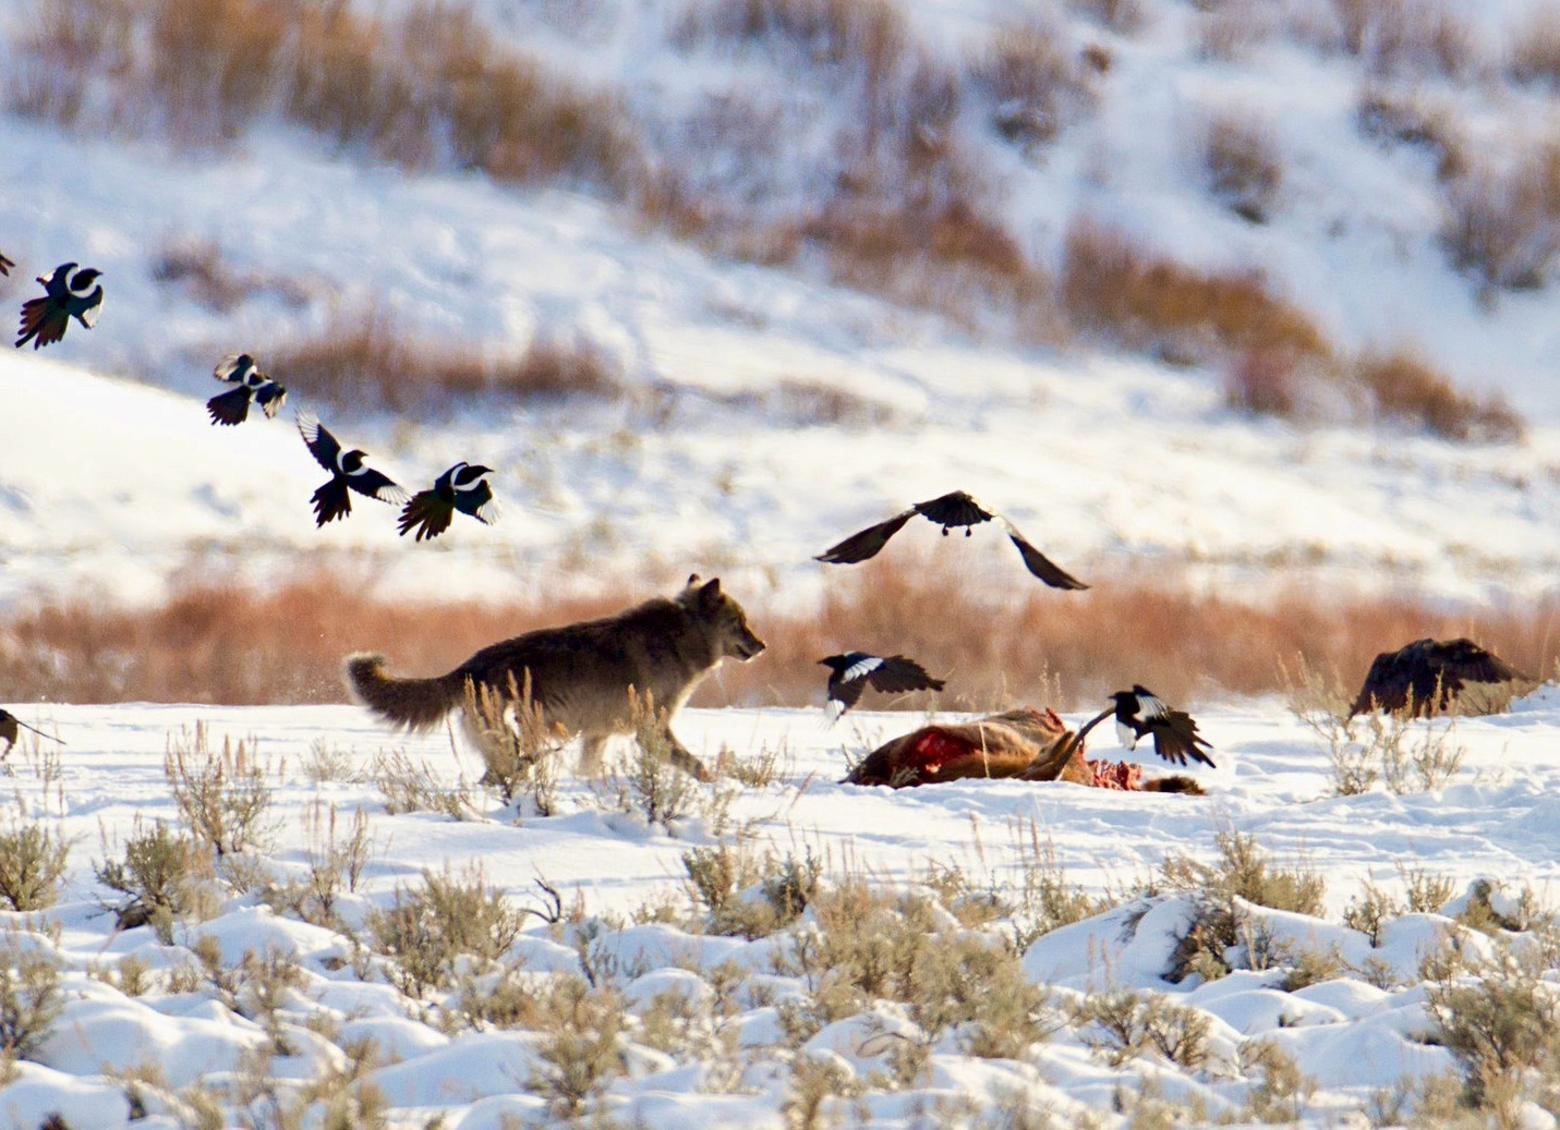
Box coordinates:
[1,692,1559,1126]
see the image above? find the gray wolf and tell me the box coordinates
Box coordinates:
[344,575,765,780]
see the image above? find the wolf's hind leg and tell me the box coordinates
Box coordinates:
[662,725,713,783]
[579,732,611,776]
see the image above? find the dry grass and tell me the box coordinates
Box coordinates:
[4,557,1556,712]
[267,313,622,412]
[150,236,310,313]
[1202,112,1284,224]
[1442,141,1560,294]
[12,0,639,190]
[1353,352,1525,443]
[672,0,909,87]
[1061,218,1332,363]
[1069,0,1144,34]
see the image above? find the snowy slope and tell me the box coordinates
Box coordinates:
[1,693,1559,1126]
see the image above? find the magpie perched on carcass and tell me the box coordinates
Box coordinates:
[0,709,64,758]
[819,652,945,721]
[297,412,408,527]
[815,490,1088,590]
[0,252,13,277]
[207,353,288,426]
[397,462,501,542]
[16,262,103,349]
[1103,685,1215,767]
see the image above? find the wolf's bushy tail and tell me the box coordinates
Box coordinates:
[344,653,464,731]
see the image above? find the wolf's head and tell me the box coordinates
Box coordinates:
[678,575,766,661]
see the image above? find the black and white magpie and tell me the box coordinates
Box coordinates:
[1108,685,1215,767]
[819,652,945,721]
[0,252,13,277]
[207,352,288,426]
[815,490,1088,590]
[16,262,104,349]
[0,709,64,758]
[297,411,408,527]
[397,462,501,542]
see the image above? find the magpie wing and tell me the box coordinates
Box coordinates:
[815,508,916,564]
[214,353,258,384]
[825,672,869,721]
[70,289,102,329]
[453,479,499,525]
[255,382,288,418]
[1149,711,1216,768]
[297,413,343,473]
[349,468,409,505]
[0,252,13,276]
[206,386,252,426]
[867,655,945,694]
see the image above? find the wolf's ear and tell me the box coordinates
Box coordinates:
[685,573,702,588]
[698,577,723,606]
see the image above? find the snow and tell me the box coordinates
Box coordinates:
[0,691,1555,1124]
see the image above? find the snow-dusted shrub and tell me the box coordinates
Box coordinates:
[0,820,71,912]
[149,236,309,314]
[1195,0,1277,62]
[672,0,909,85]
[370,748,476,821]
[1355,351,1524,442]
[1202,112,1284,223]
[970,16,1099,150]
[0,944,63,1061]
[95,819,213,936]
[1069,0,1145,34]
[1328,0,1480,81]
[682,843,820,938]
[1509,8,1560,89]
[369,866,524,996]
[1073,988,1210,1069]
[263,803,375,930]
[523,977,627,1120]
[1355,84,1467,181]
[1239,1040,1317,1122]
[163,724,276,858]
[1442,141,1560,294]
[1161,830,1325,983]
[6,0,135,128]
[1426,946,1560,1117]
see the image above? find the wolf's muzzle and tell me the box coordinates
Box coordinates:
[736,632,766,660]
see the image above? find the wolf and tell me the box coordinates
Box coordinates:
[344,575,766,780]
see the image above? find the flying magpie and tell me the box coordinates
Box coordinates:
[297,412,408,526]
[207,352,288,426]
[0,252,13,276]
[16,262,104,349]
[815,490,1088,590]
[0,709,64,758]
[1108,685,1215,767]
[397,462,501,541]
[819,652,945,721]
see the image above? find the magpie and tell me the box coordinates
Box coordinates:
[815,490,1088,590]
[0,252,13,276]
[0,709,64,758]
[297,411,408,526]
[207,352,288,426]
[16,262,104,349]
[819,652,945,721]
[397,462,500,541]
[1108,685,1215,767]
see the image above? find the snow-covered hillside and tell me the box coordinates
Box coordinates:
[2,693,1560,1126]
